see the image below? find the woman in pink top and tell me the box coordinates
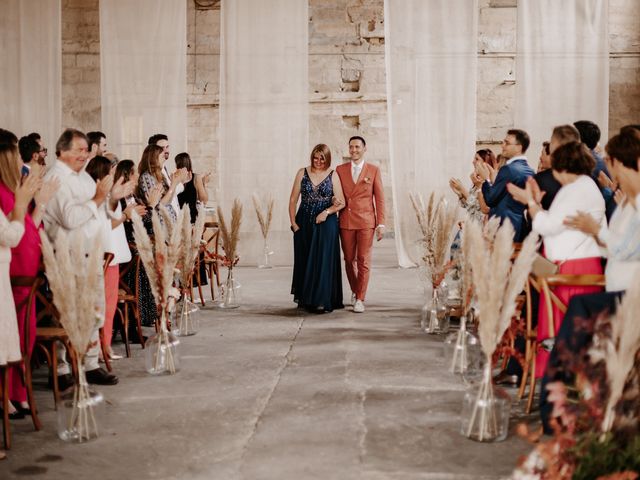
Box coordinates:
[0,129,58,416]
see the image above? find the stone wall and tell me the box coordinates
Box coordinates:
[61,0,640,213]
[61,0,101,129]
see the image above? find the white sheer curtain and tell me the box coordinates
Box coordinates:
[384,0,478,267]
[100,0,187,161]
[219,0,308,266]
[0,0,61,154]
[516,0,609,160]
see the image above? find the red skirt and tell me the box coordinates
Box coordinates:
[535,256,603,378]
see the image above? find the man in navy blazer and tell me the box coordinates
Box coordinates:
[476,129,534,241]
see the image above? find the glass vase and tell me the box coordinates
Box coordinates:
[214,268,241,309]
[460,363,511,442]
[258,238,274,269]
[145,315,180,375]
[421,283,450,334]
[57,363,104,442]
[174,297,200,336]
[442,316,483,377]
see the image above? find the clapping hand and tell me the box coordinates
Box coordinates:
[146,184,163,208]
[449,177,468,201]
[507,177,544,206]
[111,177,135,201]
[469,171,483,188]
[564,211,600,236]
[172,167,190,185]
[15,174,41,209]
[95,174,114,203]
[597,171,616,191]
[34,177,61,207]
[202,172,212,186]
[124,203,147,220]
[614,189,626,205]
[474,160,491,182]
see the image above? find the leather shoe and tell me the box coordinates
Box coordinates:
[493,371,520,386]
[85,367,119,385]
[48,373,74,392]
[0,407,25,420]
[10,401,31,416]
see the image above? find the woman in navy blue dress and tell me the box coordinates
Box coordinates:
[289,144,345,312]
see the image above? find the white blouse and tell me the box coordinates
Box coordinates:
[598,197,640,292]
[107,203,132,265]
[532,175,605,262]
[0,212,25,260]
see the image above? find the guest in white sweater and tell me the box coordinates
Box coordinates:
[510,141,606,377]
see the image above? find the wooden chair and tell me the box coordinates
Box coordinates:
[115,245,146,356]
[1,364,14,448]
[201,222,221,302]
[3,275,44,448]
[518,273,606,413]
[34,274,77,408]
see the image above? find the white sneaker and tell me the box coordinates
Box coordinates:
[353,300,365,313]
[350,292,356,305]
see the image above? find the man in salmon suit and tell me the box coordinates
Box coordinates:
[336,136,385,313]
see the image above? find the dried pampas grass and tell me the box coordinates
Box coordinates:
[460,222,474,316]
[178,204,206,289]
[218,199,243,265]
[131,207,184,310]
[465,220,538,360]
[40,230,103,441]
[252,193,274,240]
[410,192,459,285]
[590,277,640,433]
[463,220,538,441]
[40,230,102,355]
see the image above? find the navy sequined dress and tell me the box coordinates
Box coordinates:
[291,169,344,312]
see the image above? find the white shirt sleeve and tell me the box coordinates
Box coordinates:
[0,210,25,248]
[47,181,99,232]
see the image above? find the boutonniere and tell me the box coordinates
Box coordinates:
[363,177,371,184]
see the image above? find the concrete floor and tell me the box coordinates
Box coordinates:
[1,239,534,480]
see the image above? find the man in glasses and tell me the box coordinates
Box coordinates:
[475,128,534,241]
[18,134,43,175]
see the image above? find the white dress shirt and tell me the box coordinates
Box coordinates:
[532,175,605,262]
[351,160,363,183]
[43,159,108,252]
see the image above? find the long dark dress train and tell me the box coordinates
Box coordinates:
[291,169,344,312]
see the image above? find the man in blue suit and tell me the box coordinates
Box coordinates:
[476,129,534,241]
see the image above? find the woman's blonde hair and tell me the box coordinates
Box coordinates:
[309,144,332,169]
[0,129,22,193]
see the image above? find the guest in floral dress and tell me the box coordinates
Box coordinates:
[137,144,190,226]
[449,149,495,223]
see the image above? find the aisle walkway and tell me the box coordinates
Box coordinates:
[2,240,531,480]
